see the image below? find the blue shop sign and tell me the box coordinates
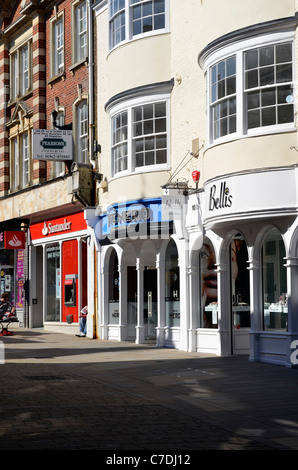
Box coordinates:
[100,198,171,237]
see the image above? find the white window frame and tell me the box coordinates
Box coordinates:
[205,31,295,147]
[74,1,87,63]
[53,111,65,177]
[109,94,170,178]
[53,17,64,76]
[22,132,29,188]
[10,41,32,100]
[109,0,169,50]
[10,136,19,190]
[77,100,88,163]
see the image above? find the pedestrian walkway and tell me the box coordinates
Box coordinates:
[1,326,298,452]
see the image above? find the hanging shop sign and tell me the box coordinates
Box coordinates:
[32,129,73,161]
[30,212,87,241]
[3,231,26,249]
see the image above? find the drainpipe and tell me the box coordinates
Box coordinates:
[87,0,94,164]
[87,0,97,338]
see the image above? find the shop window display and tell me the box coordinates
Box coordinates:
[45,243,60,322]
[108,249,120,324]
[165,239,180,327]
[231,236,250,329]
[262,228,287,331]
[200,237,218,328]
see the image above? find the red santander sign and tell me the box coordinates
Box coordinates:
[4,231,26,249]
[30,212,87,241]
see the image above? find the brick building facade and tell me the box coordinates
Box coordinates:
[0,0,96,331]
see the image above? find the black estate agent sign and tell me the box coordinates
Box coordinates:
[209,181,233,211]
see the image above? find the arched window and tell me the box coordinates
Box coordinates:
[108,250,119,324]
[200,237,218,328]
[165,239,180,327]
[262,228,287,331]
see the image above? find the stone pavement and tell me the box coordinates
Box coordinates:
[1,325,298,453]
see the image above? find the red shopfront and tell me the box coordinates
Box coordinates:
[30,212,88,326]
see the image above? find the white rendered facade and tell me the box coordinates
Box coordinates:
[90,0,298,366]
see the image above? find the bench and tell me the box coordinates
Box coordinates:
[0,316,19,336]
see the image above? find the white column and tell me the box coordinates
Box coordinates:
[156,254,165,347]
[136,257,145,344]
[118,264,127,341]
[187,265,199,352]
[247,257,262,362]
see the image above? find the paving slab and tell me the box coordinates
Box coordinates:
[1,327,298,453]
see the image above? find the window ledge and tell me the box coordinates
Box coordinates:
[110,164,170,181]
[69,58,88,75]
[207,125,296,150]
[108,30,170,57]
[48,71,66,87]
[8,89,33,107]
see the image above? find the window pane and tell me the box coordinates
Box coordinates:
[144,120,153,134]
[145,137,154,150]
[155,117,166,133]
[226,56,236,76]
[278,85,293,104]
[247,91,260,110]
[143,2,152,16]
[226,76,236,95]
[259,46,274,66]
[144,104,153,119]
[278,104,293,124]
[246,69,258,89]
[247,109,260,129]
[261,88,275,107]
[259,66,274,86]
[154,13,164,29]
[155,102,166,117]
[156,135,166,149]
[154,0,164,14]
[262,106,276,126]
[143,16,153,32]
[136,153,144,167]
[276,43,292,63]
[245,49,258,70]
[217,61,225,81]
[145,151,154,166]
[217,80,225,99]
[276,64,292,83]
[220,101,227,118]
[133,5,141,18]
[229,115,236,133]
[220,118,227,136]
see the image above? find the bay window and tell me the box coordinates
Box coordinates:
[110,97,169,176]
[206,32,295,144]
[109,0,168,49]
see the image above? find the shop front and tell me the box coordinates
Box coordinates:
[90,197,193,348]
[197,166,298,366]
[29,211,91,334]
[0,229,26,323]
